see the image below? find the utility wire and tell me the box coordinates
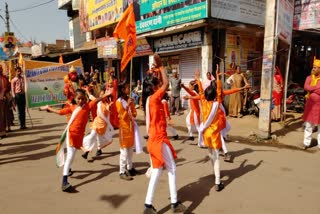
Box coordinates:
[9,19,29,42]
[9,0,55,13]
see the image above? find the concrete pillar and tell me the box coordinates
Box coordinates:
[258,0,277,139]
[201,29,213,78]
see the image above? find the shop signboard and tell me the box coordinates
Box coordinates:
[87,0,124,31]
[96,37,119,59]
[136,0,207,34]
[153,30,203,53]
[211,0,265,26]
[135,38,153,57]
[293,0,320,30]
[276,0,294,44]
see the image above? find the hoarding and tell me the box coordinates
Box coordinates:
[211,0,265,26]
[136,0,207,33]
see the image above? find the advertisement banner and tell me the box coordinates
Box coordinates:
[136,1,207,34]
[293,0,320,30]
[87,0,124,31]
[96,37,119,58]
[24,59,83,108]
[277,0,294,44]
[211,0,265,26]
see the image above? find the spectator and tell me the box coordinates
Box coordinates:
[11,67,27,129]
[131,79,142,107]
[169,69,182,115]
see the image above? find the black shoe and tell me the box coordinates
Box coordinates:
[302,145,309,150]
[223,153,232,162]
[20,126,27,130]
[82,151,89,159]
[144,135,149,140]
[128,168,139,176]
[171,201,186,213]
[61,183,73,192]
[188,136,194,141]
[215,183,224,192]
[144,204,157,214]
[95,149,102,156]
[120,172,133,181]
[173,135,179,140]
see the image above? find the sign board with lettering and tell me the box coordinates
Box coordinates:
[153,30,203,53]
[211,0,265,26]
[24,59,83,108]
[136,0,207,34]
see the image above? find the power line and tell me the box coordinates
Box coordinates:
[9,19,29,42]
[9,0,55,13]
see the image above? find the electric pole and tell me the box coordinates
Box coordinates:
[5,2,10,32]
[258,0,277,138]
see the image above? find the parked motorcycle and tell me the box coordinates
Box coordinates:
[244,89,260,117]
[286,82,305,113]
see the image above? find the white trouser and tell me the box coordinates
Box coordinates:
[186,112,197,137]
[166,124,178,136]
[145,143,177,205]
[119,147,134,174]
[83,129,112,151]
[221,135,228,154]
[207,148,221,185]
[304,122,320,147]
[63,141,76,176]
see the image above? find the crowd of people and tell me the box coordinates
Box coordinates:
[37,53,255,214]
[6,54,320,213]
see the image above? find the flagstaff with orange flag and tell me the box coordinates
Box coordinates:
[113,3,136,72]
[18,52,23,68]
[59,54,64,64]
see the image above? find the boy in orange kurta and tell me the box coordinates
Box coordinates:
[116,83,139,180]
[45,88,112,192]
[195,68,226,192]
[144,54,186,214]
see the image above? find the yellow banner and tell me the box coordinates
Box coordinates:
[87,0,124,31]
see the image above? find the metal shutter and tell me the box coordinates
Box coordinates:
[180,48,201,109]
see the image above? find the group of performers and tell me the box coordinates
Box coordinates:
[42,54,250,214]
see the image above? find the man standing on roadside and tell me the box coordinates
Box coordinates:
[11,67,27,129]
[169,69,182,115]
[0,65,9,138]
[302,57,320,150]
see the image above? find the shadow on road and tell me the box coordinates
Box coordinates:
[157,174,215,214]
[221,159,263,187]
[100,194,131,208]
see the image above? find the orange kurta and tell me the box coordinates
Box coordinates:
[90,101,110,135]
[58,101,96,149]
[197,80,225,149]
[147,88,177,168]
[116,98,137,148]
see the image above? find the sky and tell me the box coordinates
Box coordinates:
[0,0,69,44]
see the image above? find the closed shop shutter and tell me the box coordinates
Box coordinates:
[179,48,201,109]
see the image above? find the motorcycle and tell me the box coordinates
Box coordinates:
[244,89,260,117]
[286,82,305,113]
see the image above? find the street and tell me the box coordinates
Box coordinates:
[0,108,320,214]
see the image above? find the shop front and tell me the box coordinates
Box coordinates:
[151,29,203,108]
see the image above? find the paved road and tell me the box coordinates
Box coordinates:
[0,109,319,214]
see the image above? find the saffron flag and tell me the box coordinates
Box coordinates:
[18,52,23,67]
[59,54,64,64]
[113,3,136,72]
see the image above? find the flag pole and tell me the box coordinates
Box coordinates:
[129,58,133,131]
